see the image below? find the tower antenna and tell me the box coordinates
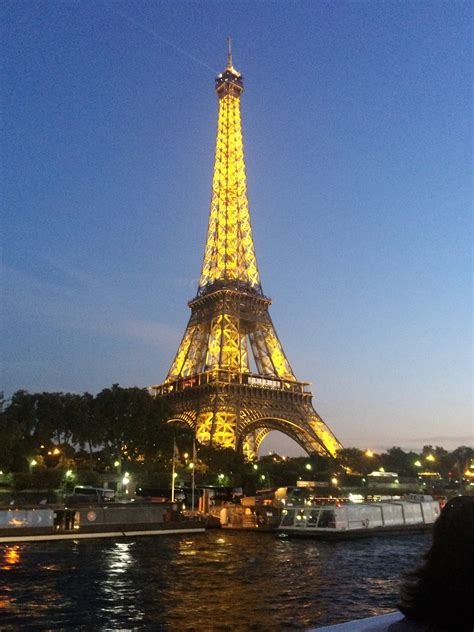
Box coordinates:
[227,35,233,68]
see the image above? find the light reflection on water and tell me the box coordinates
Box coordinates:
[2,545,21,570]
[0,531,430,629]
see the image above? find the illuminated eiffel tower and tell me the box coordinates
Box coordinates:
[150,43,342,459]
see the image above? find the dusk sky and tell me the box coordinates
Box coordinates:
[2,1,472,455]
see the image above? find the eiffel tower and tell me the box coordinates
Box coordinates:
[150,43,342,459]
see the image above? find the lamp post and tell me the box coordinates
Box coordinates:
[189,461,195,511]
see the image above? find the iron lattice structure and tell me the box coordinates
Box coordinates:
[150,48,342,459]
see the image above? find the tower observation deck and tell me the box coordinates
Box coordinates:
[149,44,342,459]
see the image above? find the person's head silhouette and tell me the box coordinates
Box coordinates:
[396,495,474,631]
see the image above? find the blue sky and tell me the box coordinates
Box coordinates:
[2,1,472,455]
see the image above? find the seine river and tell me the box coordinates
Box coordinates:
[0,531,430,630]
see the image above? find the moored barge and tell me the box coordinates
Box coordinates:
[0,502,205,543]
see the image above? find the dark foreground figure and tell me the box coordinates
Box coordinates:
[316,495,474,631]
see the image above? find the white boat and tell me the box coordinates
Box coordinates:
[278,494,441,539]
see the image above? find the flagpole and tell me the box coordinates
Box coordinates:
[171,437,176,503]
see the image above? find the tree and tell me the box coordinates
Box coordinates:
[0,390,38,471]
[336,447,378,475]
[69,393,103,466]
[35,392,67,445]
[93,384,182,470]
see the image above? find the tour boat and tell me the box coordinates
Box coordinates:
[0,502,205,543]
[278,495,441,539]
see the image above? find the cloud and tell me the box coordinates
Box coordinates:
[344,433,473,452]
[2,263,180,347]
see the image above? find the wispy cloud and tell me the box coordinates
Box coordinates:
[345,433,473,452]
[2,263,180,347]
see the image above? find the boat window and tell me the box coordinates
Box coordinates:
[308,510,320,526]
[281,509,295,526]
[318,510,336,528]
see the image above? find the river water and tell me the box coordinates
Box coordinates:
[0,531,431,630]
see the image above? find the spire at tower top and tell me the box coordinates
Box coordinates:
[215,38,242,96]
[227,35,233,69]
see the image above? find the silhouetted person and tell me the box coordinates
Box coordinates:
[389,495,474,631]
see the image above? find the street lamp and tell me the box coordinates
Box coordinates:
[426,454,435,462]
[414,460,422,468]
[305,463,312,471]
[365,449,374,458]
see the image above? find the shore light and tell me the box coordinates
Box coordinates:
[188,462,194,469]
[52,448,61,456]
[305,463,312,471]
[331,477,338,486]
[253,464,258,470]
[65,470,74,479]
[30,459,37,467]
[122,473,130,485]
[414,460,422,467]
[365,449,374,458]
[426,454,435,462]
[114,460,120,467]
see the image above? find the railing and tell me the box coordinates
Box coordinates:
[150,370,312,396]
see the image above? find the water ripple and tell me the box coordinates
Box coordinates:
[0,532,430,629]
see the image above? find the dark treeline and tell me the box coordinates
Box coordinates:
[0,387,472,493]
[0,385,192,474]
